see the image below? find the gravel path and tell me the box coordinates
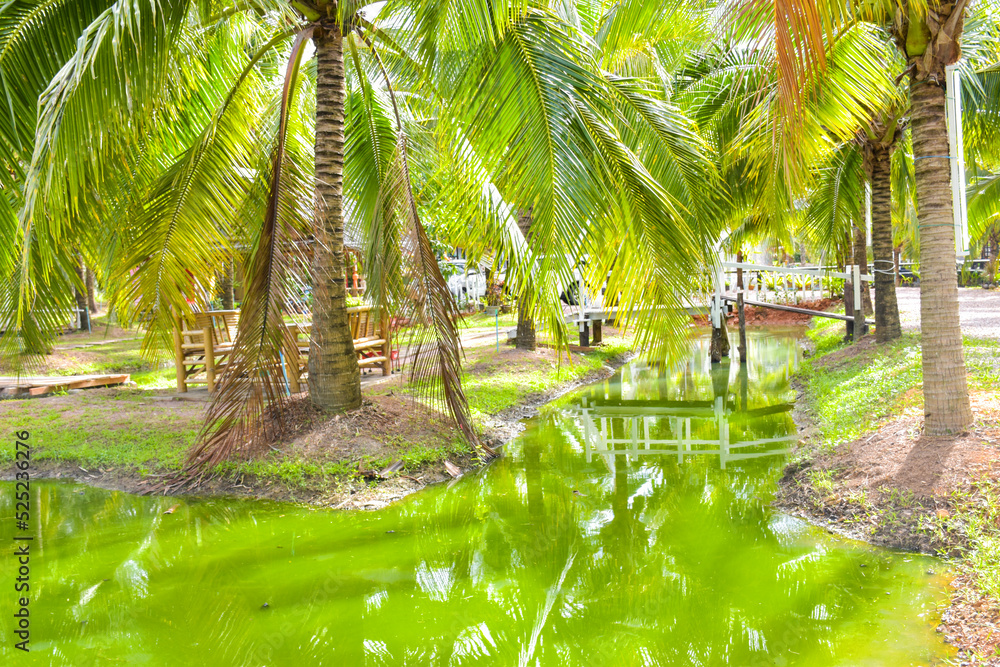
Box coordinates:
[893,286,1000,340]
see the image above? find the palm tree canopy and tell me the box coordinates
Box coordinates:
[0,0,730,466]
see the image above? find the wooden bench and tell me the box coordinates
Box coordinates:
[282,322,310,394]
[281,307,391,394]
[174,307,391,394]
[172,310,239,392]
[348,305,391,376]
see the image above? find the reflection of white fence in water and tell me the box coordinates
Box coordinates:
[574,396,797,470]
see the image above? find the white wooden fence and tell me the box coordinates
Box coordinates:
[709,262,873,330]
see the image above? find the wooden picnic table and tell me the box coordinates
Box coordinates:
[174,307,391,394]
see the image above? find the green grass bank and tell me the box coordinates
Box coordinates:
[782,319,1000,662]
[0,335,633,507]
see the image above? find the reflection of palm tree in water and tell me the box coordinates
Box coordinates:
[525,438,544,524]
[19,333,939,664]
[601,452,649,582]
[739,363,750,413]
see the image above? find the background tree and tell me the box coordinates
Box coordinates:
[863,112,905,342]
[745,0,998,433]
[432,0,724,362]
[515,208,535,352]
[86,268,98,314]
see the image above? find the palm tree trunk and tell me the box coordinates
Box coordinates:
[74,257,90,332]
[516,301,535,350]
[308,27,362,412]
[869,144,901,342]
[218,259,234,310]
[516,209,535,351]
[85,267,98,314]
[910,77,972,434]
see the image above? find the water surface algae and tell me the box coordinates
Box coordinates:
[0,332,953,665]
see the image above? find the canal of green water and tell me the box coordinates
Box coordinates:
[1,330,953,665]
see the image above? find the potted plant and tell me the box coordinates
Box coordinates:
[484,278,505,316]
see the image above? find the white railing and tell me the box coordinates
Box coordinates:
[707,262,873,331]
[719,262,872,305]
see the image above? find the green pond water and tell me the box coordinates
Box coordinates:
[1,330,953,666]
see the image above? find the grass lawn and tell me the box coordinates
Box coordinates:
[0,313,170,380]
[801,319,999,447]
[0,334,634,495]
[458,311,519,330]
[0,388,197,474]
[383,335,633,420]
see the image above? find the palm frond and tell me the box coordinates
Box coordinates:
[383,134,486,452]
[801,142,864,256]
[185,28,313,472]
[969,170,1000,241]
[348,33,487,454]
[110,24,296,356]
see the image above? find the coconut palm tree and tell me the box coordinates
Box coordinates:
[742,0,995,434]
[857,4,998,342]
[863,109,906,342]
[961,15,1000,283]
[4,0,719,469]
[891,1,975,432]
[430,0,724,362]
[9,2,393,465]
[0,0,122,354]
[683,15,900,319]
[813,22,906,343]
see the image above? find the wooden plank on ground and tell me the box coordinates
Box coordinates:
[0,374,130,397]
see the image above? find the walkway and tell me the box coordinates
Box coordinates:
[894,287,1000,340]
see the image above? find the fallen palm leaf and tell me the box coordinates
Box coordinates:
[379,460,404,478]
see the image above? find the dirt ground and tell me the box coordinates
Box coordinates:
[779,341,1000,664]
[735,297,844,325]
[780,390,1000,548]
[0,311,149,376]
